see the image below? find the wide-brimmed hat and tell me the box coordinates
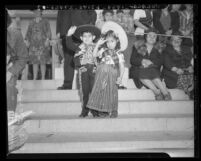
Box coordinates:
[101,21,128,51]
[73,24,101,42]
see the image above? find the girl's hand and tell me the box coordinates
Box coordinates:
[96,38,107,46]
[67,26,77,36]
[116,77,122,85]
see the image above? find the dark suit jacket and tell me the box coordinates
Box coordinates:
[56,10,97,54]
[56,10,97,37]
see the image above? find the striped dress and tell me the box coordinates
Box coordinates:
[87,49,124,113]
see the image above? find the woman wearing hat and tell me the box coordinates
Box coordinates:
[130,28,171,100]
[161,32,193,99]
[87,21,127,118]
[25,9,52,80]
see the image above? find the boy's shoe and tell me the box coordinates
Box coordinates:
[163,92,172,101]
[155,93,164,100]
[57,86,71,90]
[79,109,89,118]
[110,111,118,118]
[118,85,127,89]
[79,113,88,118]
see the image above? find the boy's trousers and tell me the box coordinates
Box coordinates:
[78,64,96,115]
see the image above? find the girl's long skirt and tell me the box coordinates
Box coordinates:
[87,64,118,113]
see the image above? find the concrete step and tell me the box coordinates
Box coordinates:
[13,131,193,156]
[21,89,189,102]
[17,79,139,89]
[17,100,194,116]
[24,114,193,133]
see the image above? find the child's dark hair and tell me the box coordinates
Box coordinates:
[116,10,123,14]
[102,30,120,50]
[102,10,114,16]
[80,31,96,41]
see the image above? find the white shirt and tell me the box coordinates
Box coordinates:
[133,9,146,36]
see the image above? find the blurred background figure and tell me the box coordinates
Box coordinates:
[179,4,193,48]
[161,33,193,99]
[96,10,114,30]
[133,9,153,38]
[25,9,52,80]
[7,9,29,152]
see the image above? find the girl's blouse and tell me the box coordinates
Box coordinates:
[98,48,125,65]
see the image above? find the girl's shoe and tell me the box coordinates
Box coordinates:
[155,93,164,100]
[110,111,118,118]
[99,112,109,118]
[163,92,172,101]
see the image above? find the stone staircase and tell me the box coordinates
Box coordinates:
[13,79,194,157]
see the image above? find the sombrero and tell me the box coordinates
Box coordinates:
[101,21,128,51]
[73,24,101,42]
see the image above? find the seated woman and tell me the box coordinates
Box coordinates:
[130,28,171,100]
[161,32,193,99]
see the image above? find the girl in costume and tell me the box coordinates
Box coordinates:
[87,21,127,118]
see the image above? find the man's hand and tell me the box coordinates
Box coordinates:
[56,33,60,38]
[116,77,122,85]
[45,39,50,47]
[7,71,13,83]
[67,26,77,36]
[24,40,30,47]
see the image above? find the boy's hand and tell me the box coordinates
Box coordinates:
[67,26,77,36]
